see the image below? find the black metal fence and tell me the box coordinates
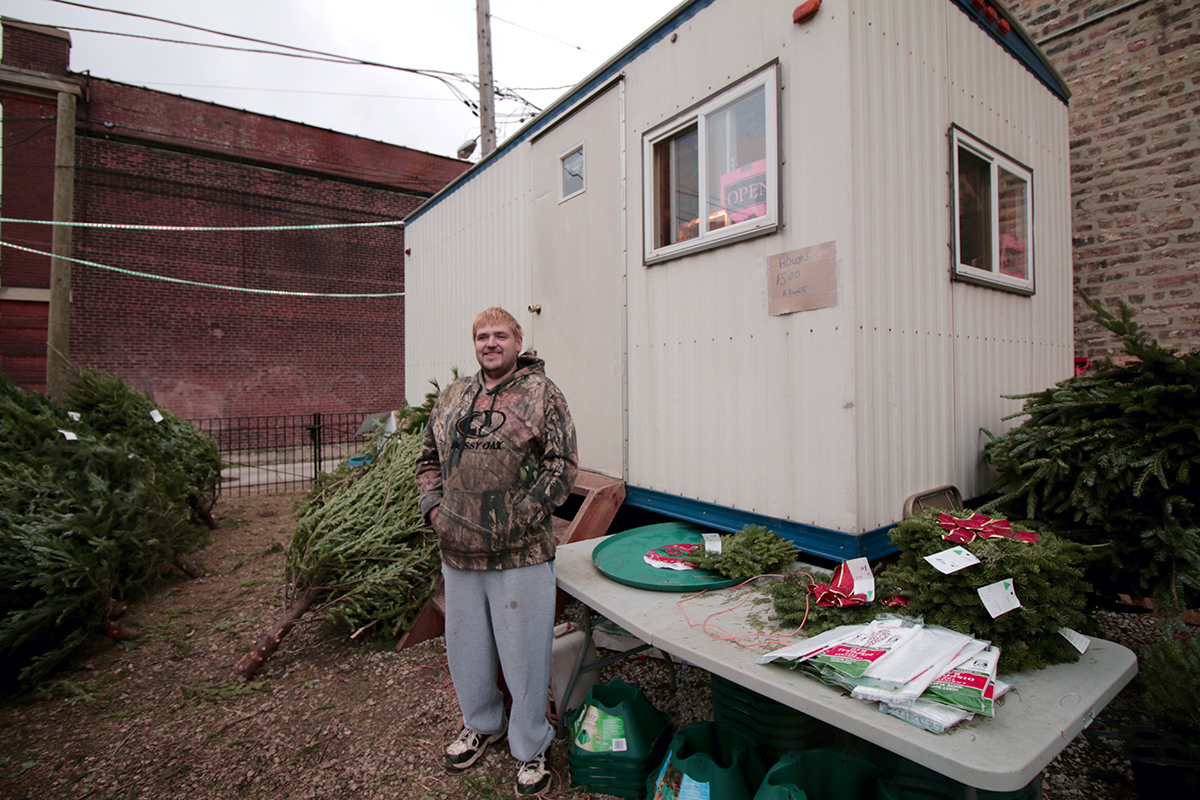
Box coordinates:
[188,411,377,496]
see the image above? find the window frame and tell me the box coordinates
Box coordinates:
[559,142,586,203]
[950,126,1036,295]
[642,62,780,265]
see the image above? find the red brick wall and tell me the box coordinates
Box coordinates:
[1009,0,1200,359]
[0,87,58,395]
[79,79,467,196]
[2,21,467,418]
[0,299,49,391]
[0,94,56,288]
[1,21,71,75]
[70,135,424,419]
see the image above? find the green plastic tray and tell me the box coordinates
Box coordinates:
[591,522,739,592]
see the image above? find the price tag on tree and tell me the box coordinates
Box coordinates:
[977,578,1021,618]
[924,546,980,574]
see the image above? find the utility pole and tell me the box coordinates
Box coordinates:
[46,90,76,400]
[476,0,496,157]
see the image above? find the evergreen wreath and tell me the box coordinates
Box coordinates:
[681,524,799,579]
[881,509,1091,672]
[767,510,1092,673]
[767,568,884,635]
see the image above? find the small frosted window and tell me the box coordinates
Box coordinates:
[561,145,585,201]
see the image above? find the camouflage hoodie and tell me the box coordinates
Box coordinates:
[415,353,578,570]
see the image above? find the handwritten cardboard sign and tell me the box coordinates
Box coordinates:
[768,241,837,316]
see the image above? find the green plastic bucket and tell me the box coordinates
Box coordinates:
[711,673,836,762]
[566,679,672,798]
[647,721,766,800]
[859,740,1031,800]
[753,748,885,800]
[566,678,670,762]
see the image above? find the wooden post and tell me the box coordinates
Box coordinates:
[46,90,77,400]
[476,0,496,157]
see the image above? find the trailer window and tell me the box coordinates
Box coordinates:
[560,143,585,202]
[952,127,1034,294]
[644,63,778,264]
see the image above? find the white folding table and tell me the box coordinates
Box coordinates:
[554,536,1138,797]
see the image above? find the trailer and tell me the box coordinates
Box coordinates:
[403,0,1072,562]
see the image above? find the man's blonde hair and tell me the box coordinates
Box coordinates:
[472,306,523,340]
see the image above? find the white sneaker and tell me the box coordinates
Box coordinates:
[443,714,507,772]
[515,749,550,796]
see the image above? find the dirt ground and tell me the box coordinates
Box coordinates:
[0,492,1149,800]
[0,492,701,800]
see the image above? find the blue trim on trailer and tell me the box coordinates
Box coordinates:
[947,0,1070,104]
[622,485,897,564]
[406,0,718,225]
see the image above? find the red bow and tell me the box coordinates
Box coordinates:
[937,513,1037,544]
[808,560,868,607]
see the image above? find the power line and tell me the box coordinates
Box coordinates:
[132,82,463,102]
[491,14,598,55]
[39,24,384,64]
[46,0,465,79]
[42,0,546,110]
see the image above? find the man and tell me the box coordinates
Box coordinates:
[415,306,578,796]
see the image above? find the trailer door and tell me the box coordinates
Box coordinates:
[529,80,625,478]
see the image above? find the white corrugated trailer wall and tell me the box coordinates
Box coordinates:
[404,150,534,402]
[945,6,1074,501]
[848,1,958,533]
[623,0,862,532]
[847,0,1073,532]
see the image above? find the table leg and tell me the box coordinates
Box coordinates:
[958,774,1040,800]
[555,606,678,738]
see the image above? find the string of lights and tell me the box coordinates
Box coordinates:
[0,240,405,298]
[0,217,404,232]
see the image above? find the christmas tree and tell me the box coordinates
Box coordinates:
[236,429,438,678]
[0,371,219,688]
[983,294,1200,613]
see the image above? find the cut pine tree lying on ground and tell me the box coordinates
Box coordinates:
[236,428,440,679]
[0,370,220,688]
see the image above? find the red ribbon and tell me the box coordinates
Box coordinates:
[808,560,868,607]
[937,513,1037,544]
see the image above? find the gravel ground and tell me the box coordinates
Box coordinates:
[0,492,1174,799]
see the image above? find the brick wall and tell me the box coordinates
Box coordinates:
[1008,0,1200,359]
[71,135,424,419]
[1,21,71,75]
[1,21,467,417]
[0,95,56,288]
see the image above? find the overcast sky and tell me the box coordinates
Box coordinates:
[3,0,684,159]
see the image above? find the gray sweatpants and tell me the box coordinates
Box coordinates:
[441,561,556,762]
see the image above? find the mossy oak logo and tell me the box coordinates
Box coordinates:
[455,410,506,449]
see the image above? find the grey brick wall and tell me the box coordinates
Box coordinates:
[1008,0,1199,360]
